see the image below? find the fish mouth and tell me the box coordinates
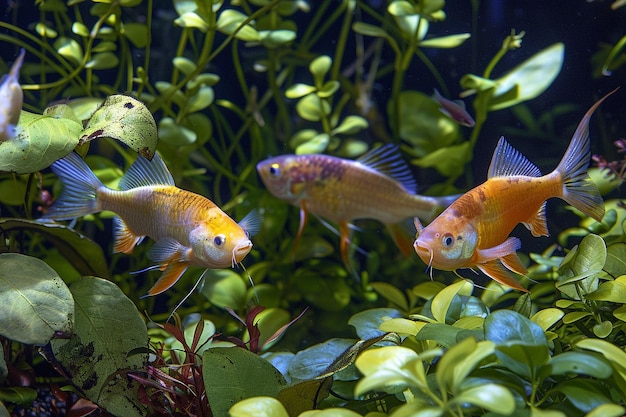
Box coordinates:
[413,239,434,279]
[232,239,253,267]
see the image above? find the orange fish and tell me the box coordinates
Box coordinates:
[413,90,615,292]
[0,48,25,142]
[257,144,458,267]
[44,152,257,296]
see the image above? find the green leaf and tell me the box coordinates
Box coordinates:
[412,142,472,177]
[415,323,464,348]
[550,379,611,413]
[296,95,331,122]
[54,36,83,65]
[244,308,290,351]
[295,133,330,155]
[0,253,73,345]
[348,308,402,340]
[0,218,109,278]
[203,347,286,417]
[388,0,416,17]
[586,403,626,417]
[122,23,148,48]
[259,29,296,48]
[437,337,495,394]
[50,277,148,417]
[485,310,549,378]
[605,243,626,278]
[293,268,350,311]
[80,95,158,159]
[593,320,613,338]
[431,280,473,323]
[229,397,290,417]
[277,379,332,417]
[216,9,260,41]
[158,117,197,146]
[0,348,6,384]
[0,110,81,174]
[172,56,197,75]
[531,308,564,331]
[187,85,215,113]
[396,91,458,156]
[288,338,356,381]
[175,11,209,32]
[576,338,626,381]
[588,278,626,302]
[450,383,514,414]
[200,269,247,310]
[419,33,471,48]
[545,351,612,379]
[370,282,409,311]
[557,234,606,299]
[331,115,368,136]
[489,43,564,111]
[352,22,389,38]
[85,52,119,70]
[309,56,332,87]
[286,83,317,99]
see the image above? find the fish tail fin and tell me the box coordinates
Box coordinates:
[44,152,103,220]
[555,89,617,222]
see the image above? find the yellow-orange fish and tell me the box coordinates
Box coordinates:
[44,152,257,296]
[413,90,615,292]
[0,49,25,142]
[257,144,458,267]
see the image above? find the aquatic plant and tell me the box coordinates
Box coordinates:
[0,1,624,416]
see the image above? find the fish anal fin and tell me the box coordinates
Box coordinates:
[339,221,353,268]
[146,262,190,296]
[291,200,308,261]
[523,202,550,237]
[477,260,528,293]
[356,144,417,194]
[501,253,528,276]
[113,217,144,254]
[488,137,542,179]
[475,237,521,264]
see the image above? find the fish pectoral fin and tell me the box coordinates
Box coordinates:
[501,253,529,276]
[145,262,190,296]
[147,238,192,264]
[291,201,308,261]
[523,202,549,237]
[113,217,145,254]
[475,237,522,263]
[339,221,354,268]
[477,260,528,293]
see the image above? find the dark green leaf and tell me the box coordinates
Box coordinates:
[50,277,148,417]
[543,351,612,379]
[0,253,73,345]
[0,218,109,278]
[203,347,286,417]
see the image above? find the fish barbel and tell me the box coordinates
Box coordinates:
[44,152,257,296]
[0,49,25,142]
[413,89,616,292]
[257,144,458,267]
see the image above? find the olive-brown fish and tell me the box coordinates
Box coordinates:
[257,145,458,266]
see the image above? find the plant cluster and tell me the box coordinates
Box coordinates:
[0,1,625,416]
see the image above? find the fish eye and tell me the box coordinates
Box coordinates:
[214,235,225,246]
[269,163,281,176]
[441,233,455,248]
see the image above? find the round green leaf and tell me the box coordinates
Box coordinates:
[200,269,247,310]
[331,115,368,136]
[588,279,626,302]
[593,320,613,338]
[187,85,215,113]
[0,253,73,345]
[216,9,260,41]
[245,308,290,350]
[294,133,330,155]
[71,21,89,37]
[562,311,591,324]
[286,83,317,99]
[80,95,157,159]
[296,95,331,122]
[158,117,197,146]
[0,110,81,174]
[172,56,197,75]
[431,280,473,324]
[289,338,357,381]
[259,29,296,48]
[370,282,410,311]
[309,56,332,86]
[230,397,289,417]
[317,80,340,98]
[187,73,221,89]
[531,308,564,331]
[54,37,83,65]
[85,52,119,70]
[122,23,148,48]
[586,403,626,417]
[348,308,402,340]
[388,0,416,16]
[299,409,363,417]
[175,11,209,32]
[50,277,148,417]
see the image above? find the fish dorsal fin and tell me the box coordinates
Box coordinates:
[119,153,175,190]
[357,144,417,193]
[488,137,542,179]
